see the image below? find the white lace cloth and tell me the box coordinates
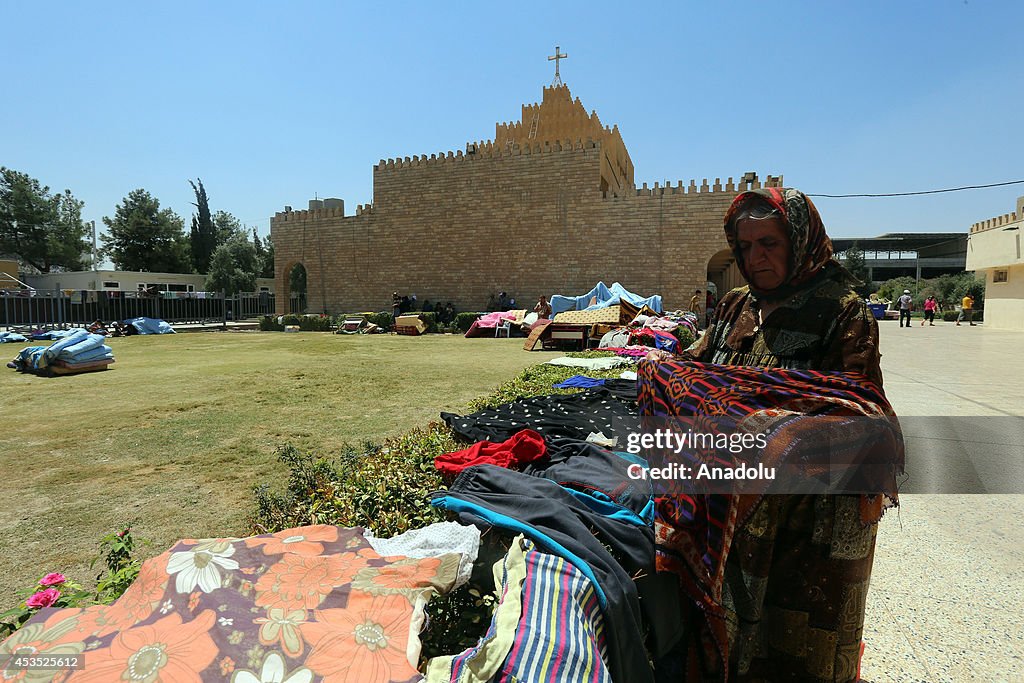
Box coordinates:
[363,521,481,588]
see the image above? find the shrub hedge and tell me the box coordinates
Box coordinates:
[249,356,629,657]
[455,312,480,332]
[941,310,984,322]
[257,314,334,331]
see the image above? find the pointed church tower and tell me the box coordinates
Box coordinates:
[493,84,635,196]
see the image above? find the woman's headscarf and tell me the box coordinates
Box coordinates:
[723,187,836,301]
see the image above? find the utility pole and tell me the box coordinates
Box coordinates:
[91,220,97,271]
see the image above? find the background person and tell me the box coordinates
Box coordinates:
[689,288,703,328]
[391,291,402,323]
[897,288,913,328]
[957,293,975,326]
[533,295,552,319]
[922,295,938,326]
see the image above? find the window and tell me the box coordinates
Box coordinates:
[993,269,1008,283]
[167,283,191,292]
[102,281,120,288]
[259,286,271,293]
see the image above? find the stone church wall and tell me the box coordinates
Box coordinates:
[272,139,780,315]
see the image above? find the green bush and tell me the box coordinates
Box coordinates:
[875,272,986,310]
[259,314,333,331]
[258,315,284,331]
[0,525,146,638]
[365,311,394,332]
[298,314,333,331]
[250,425,458,537]
[455,312,479,332]
[942,310,983,322]
[418,311,440,333]
[674,326,696,350]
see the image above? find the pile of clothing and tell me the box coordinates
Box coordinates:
[6,328,114,376]
[596,308,698,355]
[0,360,903,682]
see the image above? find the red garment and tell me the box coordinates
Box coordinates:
[435,429,546,477]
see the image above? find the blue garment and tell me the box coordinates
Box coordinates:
[124,317,175,334]
[431,464,655,683]
[0,332,27,343]
[552,375,607,389]
[550,281,663,316]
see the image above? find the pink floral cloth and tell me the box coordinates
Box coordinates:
[0,526,459,683]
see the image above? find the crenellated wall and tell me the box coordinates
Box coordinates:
[971,211,1020,233]
[271,84,782,316]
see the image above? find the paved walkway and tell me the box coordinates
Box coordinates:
[861,321,1024,682]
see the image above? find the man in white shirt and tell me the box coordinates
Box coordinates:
[897,289,913,328]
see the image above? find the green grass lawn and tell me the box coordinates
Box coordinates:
[0,331,558,603]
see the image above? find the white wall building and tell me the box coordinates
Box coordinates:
[24,270,275,294]
[966,195,1024,330]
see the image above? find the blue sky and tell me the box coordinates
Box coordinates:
[3,1,1022,263]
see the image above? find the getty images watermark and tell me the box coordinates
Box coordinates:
[624,428,775,482]
[619,415,906,495]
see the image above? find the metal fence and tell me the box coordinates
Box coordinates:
[0,290,223,330]
[0,290,297,331]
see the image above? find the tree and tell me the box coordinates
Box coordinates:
[843,242,870,296]
[213,211,243,246]
[289,263,307,295]
[102,189,191,272]
[188,179,216,274]
[951,272,986,310]
[205,233,259,295]
[0,167,90,272]
[260,233,275,279]
[877,276,917,303]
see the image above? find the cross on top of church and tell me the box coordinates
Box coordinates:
[548,45,567,86]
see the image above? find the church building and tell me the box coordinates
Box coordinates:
[271,69,781,315]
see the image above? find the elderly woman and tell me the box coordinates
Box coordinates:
[647,187,897,682]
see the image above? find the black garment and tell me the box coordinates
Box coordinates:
[899,309,911,327]
[433,464,655,683]
[441,384,640,445]
[522,437,651,520]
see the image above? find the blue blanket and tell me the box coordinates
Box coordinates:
[550,281,663,316]
[7,329,115,372]
[124,317,175,334]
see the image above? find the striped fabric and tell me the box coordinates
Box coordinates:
[426,538,529,683]
[499,542,611,683]
[426,540,611,683]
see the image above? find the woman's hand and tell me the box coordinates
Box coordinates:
[645,349,674,362]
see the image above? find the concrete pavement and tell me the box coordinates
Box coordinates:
[861,320,1024,682]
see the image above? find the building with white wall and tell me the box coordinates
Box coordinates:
[967,196,1024,330]
[23,270,274,294]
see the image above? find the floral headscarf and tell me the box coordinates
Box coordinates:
[723,187,836,301]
